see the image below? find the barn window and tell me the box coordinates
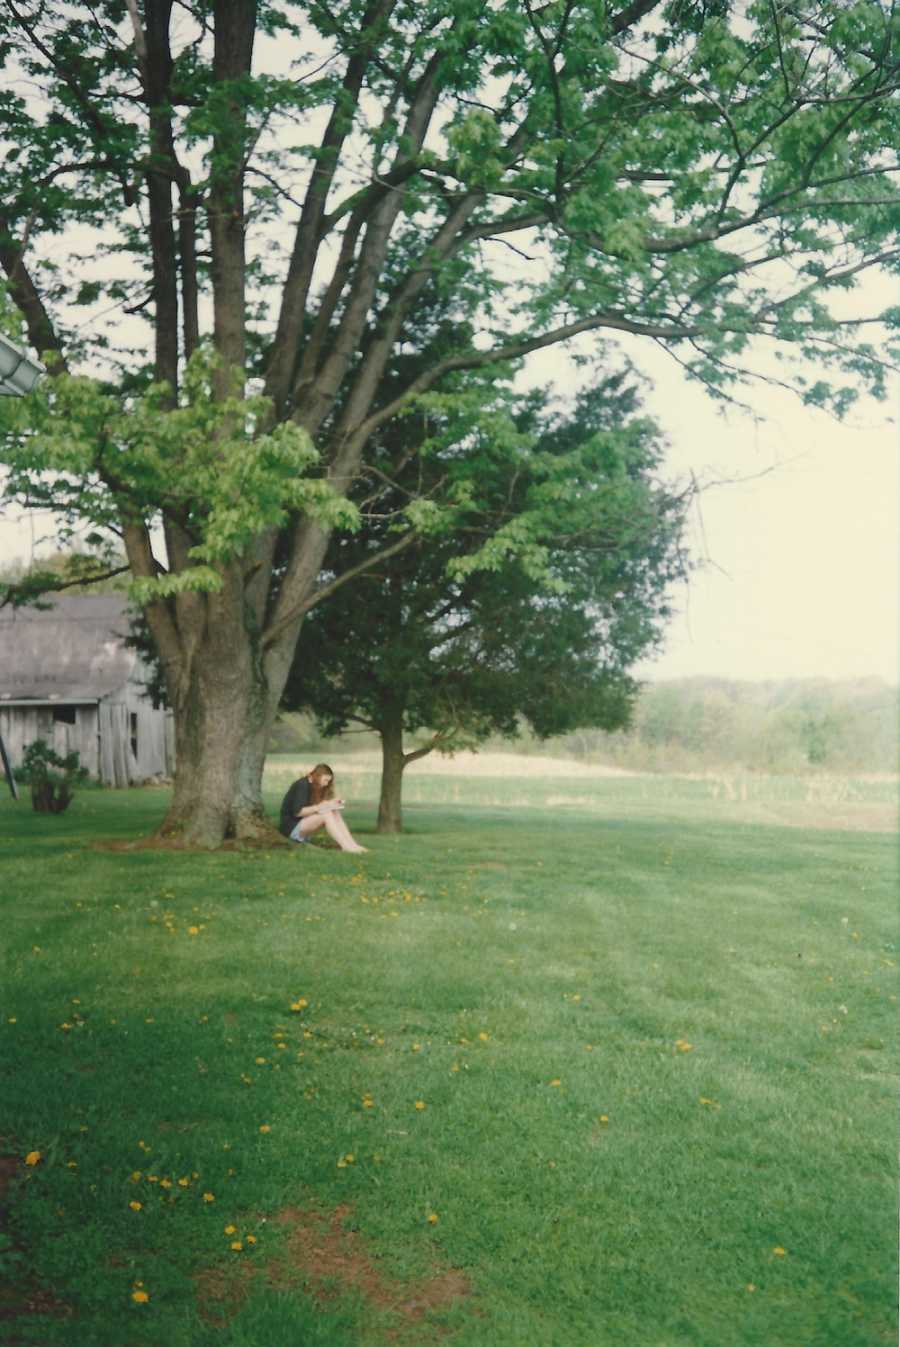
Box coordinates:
[53,706,76,725]
[130,712,138,759]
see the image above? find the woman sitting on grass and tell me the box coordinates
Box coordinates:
[278,763,368,853]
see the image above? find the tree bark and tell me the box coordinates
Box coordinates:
[377,713,406,834]
[226,619,299,840]
[154,572,271,846]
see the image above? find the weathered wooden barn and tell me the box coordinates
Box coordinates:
[0,594,173,786]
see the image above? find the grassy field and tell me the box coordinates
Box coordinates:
[0,759,896,1346]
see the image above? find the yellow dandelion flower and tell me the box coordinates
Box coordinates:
[147,1175,158,1184]
[202,1192,215,1203]
[598,1115,609,1124]
[478,1032,489,1042]
[746,1283,757,1293]
[129,1200,142,1211]
[24,1151,41,1166]
[255,1056,267,1065]
[415,1100,426,1110]
[177,1177,190,1187]
[259,1123,271,1133]
[159,1178,172,1190]
[548,1079,562,1087]
[130,1171,142,1182]
[290,998,308,1011]
[131,1289,150,1304]
[188,926,200,936]
[345,1153,355,1164]
[427,1212,439,1224]
[675,1039,693,1052]
[773,1246,786,1257]
[230,1241,243,1251]
[245,1234,257,1245]
[224,1224,237,1235]
[66,1161,77,1169]
[336,1158,347,1168]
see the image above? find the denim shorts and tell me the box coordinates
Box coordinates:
[289,822,310,843]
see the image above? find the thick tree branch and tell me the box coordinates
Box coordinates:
[264,0,398,417]
[0,565,133,611]
[293,46,446,438]
[0,215,68,369]
[262,528,418,648]
[127,0,180,397]
[208,0,256,400]
[351,310,703,446]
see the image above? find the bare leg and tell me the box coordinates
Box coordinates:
[323,810,368,853]
[296,814,327,840]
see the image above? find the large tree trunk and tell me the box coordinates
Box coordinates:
[377,715,406,834]
[155,580,271,847]
[227,631,300,840]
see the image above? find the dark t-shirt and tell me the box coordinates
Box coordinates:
[279,777,312,837]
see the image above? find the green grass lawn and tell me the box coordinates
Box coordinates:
[0,763,896,1346]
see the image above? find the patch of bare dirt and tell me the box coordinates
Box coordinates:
[196,1203,473,1337]
[94,833,287,853]
[195,1257,257,1325]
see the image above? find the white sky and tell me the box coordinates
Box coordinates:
[528,335,898,686]
[635,362,898,685]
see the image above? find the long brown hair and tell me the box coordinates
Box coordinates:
[307,763,335,805]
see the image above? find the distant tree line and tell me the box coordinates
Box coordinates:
[553,678,898,775]
[272,677,897,777]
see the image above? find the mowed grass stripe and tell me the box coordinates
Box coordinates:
[0,771,895,1346]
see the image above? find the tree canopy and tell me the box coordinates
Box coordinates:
[0,0,896,844]
[283,368,687,829]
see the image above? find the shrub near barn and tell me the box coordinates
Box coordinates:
[16,738,88,813]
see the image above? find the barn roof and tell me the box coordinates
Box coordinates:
[0,594,139,703]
